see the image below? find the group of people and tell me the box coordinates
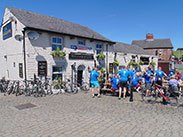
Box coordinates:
[88,65,183,101]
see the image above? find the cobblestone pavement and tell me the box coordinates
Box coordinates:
[0,91,183,137]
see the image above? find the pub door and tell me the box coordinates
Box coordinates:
[77,65,85,86]
[77,70,83,86]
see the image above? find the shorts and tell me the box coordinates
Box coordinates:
[119,81,127,88]
[156,80,162,86]
[90,81,100,88]
[145,83,151,90]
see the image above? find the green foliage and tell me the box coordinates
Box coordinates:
[96,51,105,61]
[150,61,156,66]
[113,59,119,68]
[132,61,139,66]
[128,60,133,66]
[100,67,106,74]
[98,77,105,84]
[51,47,66,58]
[173,50,183,59]
[139,60,144,65]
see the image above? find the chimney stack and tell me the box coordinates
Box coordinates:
[146,33,154,41]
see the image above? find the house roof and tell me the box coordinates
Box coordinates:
[114,42,153,55]
[132,39,173,49]
[7,7,113,43]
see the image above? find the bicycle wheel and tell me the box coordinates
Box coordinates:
[81,82,90,91]
[175,91,183,107]
[51,83,61,94]
[142,87,158,104]
[44,84,52,95]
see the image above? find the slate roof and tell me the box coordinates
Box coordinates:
[7,7,112,43]
[132,39,173,49]
[114,42,153,55]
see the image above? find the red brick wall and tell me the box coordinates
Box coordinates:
[158,62,169,75]
[145,49,172,61]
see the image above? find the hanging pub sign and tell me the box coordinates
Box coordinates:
[109,63,113,74]
[69,52,94,60]
[19,63,23,78]
[3,22,12,40]
[38,61,47,76]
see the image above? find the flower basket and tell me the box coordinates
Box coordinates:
[51,47,66,59]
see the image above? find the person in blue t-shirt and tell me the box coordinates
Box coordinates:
[118,66,130,99]
[110,74,120,91]
[89,67,101,98]
[154,67,167,86]
[129,73,140,102]
[169,71,175,78]
[143,67,152,96]
[132,67,137,79]
[127,67,137,91]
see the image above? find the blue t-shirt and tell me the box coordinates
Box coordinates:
[144,70,151,83]
[132,70,137,77]
[155,70,165,81]
[181,74,183,80]
[90,70,99,82]
[169,73,175,77]
[132,76,139,87]
[128,69,133,82]
[139,76,143,81]
[110,77,120,89]
[118,69,129,81]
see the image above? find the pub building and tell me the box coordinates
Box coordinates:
[0,7,114,84]
[0,7,157,84]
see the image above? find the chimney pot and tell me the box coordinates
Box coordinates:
[146,33,154,41]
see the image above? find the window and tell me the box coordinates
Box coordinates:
[96,44,102,54]
[140,57,149,65]
[78,40,85,45]
[159,50,162,55]
[52,66,62,80]
[51,37,62,51]
[131,56,136,62]
[155,50,158,56]
[13,62,16,67]
[19,63,23,78]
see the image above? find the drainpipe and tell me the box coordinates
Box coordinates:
[106,44,109,79]
[22,30,27,81]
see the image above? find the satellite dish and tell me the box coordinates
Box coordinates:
[27,31,39,40]
[14,34,23,41]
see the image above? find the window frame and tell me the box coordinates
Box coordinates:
[51,36,63,51]
[96,44,103,54]
[52,66,63,81]
[77,39,85,46]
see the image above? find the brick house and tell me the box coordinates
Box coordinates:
[132,33,173,74]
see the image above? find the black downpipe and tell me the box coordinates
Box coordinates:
[22,30,27,81]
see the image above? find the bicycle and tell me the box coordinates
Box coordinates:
[137,83,158,104]
[79,79,90,92]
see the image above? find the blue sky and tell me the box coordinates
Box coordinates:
[0,0,182,49]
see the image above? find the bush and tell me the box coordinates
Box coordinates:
[96,51,105,61]
[150,61,156,66]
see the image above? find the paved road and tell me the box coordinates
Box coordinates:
[0,91,183,137]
